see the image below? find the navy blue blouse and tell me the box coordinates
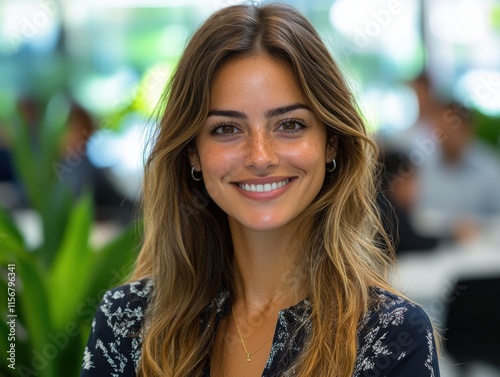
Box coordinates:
[81,279,440,376]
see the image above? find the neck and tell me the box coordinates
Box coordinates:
[229,221,305,312]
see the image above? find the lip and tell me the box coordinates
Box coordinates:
[232,177,294,201]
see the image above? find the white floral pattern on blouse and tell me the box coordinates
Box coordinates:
[81,279,439,376]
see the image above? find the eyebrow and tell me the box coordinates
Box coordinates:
[207,103,311,119]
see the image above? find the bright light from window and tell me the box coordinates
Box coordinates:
[87,113,150,201]
[360,83,419,134]
[329,0,411,51]
[135,62,173,115]
[429,0,488,44]
[71,68,139,116]
[0,1,60,54]
[455,69,500,116]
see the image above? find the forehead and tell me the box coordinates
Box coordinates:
[209,54,308,110]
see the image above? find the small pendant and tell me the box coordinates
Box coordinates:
[246,354,251,362]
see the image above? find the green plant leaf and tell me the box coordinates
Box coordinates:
[38,184,74,268]
[0,89,17,122]
[6,114,43,210]
[39,93,71,189]
[0,207,23,244]
[48,192,95,331]
[0,208,26,261]
[84,222,142,305]
[15,255,56,377]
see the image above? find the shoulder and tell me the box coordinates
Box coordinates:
[81,279,153,376]
[99,279,153,324]
[93,279,153,340]
[354,288,440,377]
[365,288,433,332]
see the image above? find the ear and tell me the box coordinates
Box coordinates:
[325,134,339,162]
[188,147,201,170]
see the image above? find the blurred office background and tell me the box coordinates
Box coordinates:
[1,0,500,376]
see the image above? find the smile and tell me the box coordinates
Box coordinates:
[238,179,290,193]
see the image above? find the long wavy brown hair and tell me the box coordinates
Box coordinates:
[132,3,399,376]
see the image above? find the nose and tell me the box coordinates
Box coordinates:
[243,130,279,171]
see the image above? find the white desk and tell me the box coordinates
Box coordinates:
[390,228,500,325]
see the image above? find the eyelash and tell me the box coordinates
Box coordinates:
[209,118,309,137]
[209,122,240,138]
[277,118,309,134]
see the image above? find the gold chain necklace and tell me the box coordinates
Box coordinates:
[231,310,273,362]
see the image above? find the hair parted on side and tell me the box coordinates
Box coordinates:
[132,3,396,376]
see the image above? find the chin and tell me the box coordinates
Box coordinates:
[237,216,296,232]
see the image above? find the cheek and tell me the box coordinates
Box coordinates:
[285,140,326,170]
[200,147,241,175]
[199,147,240,197]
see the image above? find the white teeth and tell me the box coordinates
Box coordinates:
[239,179,289,193]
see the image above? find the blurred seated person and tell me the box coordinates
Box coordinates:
[414,101,500,238]
[382,72,437,151]
[61,104,98,198]
[378,149,443,255]
[58,103,134,223]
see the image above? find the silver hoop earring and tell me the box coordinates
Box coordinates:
[326,156,336,172]
[191,166,203,181]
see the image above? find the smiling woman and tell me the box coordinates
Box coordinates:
[81,3,440,377]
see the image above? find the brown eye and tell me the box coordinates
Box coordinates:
[282,121,300,130]
[210,123,241,137]
[277,119,307,134]
[219,125,236,134]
